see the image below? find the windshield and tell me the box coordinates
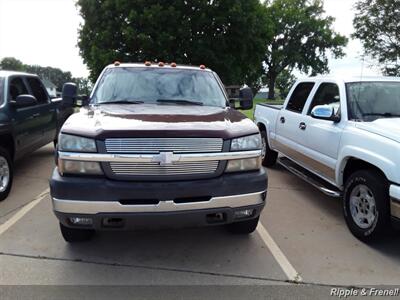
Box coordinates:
[346,81,400,121]
[91,67,227,107]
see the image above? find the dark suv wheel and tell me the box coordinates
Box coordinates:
[260,131,278,167]
[343,170,390,242]
[60,223,95,243]
[0,146,13,201]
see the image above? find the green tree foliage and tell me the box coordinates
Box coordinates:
[263,0,347,99]
[353,0,400,76]
[77,0,271,86]
[0,57,91,94]
[275,69,296,99]
[0,57,25,71]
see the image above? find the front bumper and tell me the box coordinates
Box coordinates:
[50,168,267,230]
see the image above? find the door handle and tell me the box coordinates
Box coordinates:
[280,116,285,124]
[299,122,307,130]
[32,113,41,118]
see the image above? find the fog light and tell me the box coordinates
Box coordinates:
[69,217,93,226]
[234,209,254,219]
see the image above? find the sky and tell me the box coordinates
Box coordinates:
[0,0,380,79]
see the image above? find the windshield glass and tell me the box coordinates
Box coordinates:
[346,81,400,121]
[91,67,227,107]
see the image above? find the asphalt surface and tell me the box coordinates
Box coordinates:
[1,144,400,291]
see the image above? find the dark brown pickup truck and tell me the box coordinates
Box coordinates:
[50,63,268,242]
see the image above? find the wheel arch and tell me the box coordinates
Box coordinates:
[340,157,389,187]
[0,133,15,160]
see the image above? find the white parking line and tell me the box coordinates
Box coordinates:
[256,222,302,283]
[0,188,49,236]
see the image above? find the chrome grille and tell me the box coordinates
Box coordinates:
[110,161,219,176]
[105,138,223,153]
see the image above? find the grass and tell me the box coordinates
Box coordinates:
[240,98,285,120]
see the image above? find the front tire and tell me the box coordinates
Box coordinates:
[260,131,278,167]
[0,146,13,201]
[343,170,390,242]
[227,217,259,234]
[60,223,95,243]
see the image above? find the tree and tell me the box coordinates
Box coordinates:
[77,0,271,87]
[263,0,347,99]
[353,0,400,76]
[0,57,25,71]
[275,69,296,99]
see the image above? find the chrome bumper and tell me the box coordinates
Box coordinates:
[52,191,266,215]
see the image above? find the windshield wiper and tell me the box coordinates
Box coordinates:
[96,100,144,105]
[362,113,400,118]
[156,99,204,106]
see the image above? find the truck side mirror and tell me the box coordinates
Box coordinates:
[311,105,340,122]
[238,87,254,110]
[12,94,37,108]
[62,83,78,107]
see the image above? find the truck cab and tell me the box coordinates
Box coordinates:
[50,62,268,242]
[0,71,75,200]
[255,76,400,242]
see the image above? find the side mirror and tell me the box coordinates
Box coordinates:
[311,105,340,122]
[62,82,78,107]
[239,87,254,110]
[229,87,254,110]
[11,94,37,108]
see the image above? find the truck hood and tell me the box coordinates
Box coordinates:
[355,118,400,143]
[61,104,258,139]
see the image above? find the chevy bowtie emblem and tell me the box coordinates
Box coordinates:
[154,152,177,165]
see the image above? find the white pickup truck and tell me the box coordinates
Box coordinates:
[254,76,400,242]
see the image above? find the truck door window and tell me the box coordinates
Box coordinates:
[26,77,49,104]
[9,77,29,100]
[308,83,340,115]
[286,82,315,113]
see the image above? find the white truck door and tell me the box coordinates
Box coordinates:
[274,81,316,159]
[301,82,344,182]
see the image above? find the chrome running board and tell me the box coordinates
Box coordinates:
[278,157,342,198]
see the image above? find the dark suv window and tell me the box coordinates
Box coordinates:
[308,83,340,115]
[27,77,48,104]
[9,77,29,101]
[286,82,315,113]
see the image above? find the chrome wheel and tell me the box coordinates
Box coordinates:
[261,137,267,161]
[0,156,10,193]
[349,184,377,229]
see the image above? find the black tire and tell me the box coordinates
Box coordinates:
[228,216,259,234]
[260,130,278,167]
[59,223,95,243]
[0,146,13,201]
[343,170,390,243]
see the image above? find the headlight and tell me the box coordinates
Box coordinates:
[231,134,262,151]
[58,159,103,175]
[59,133,97,152]
[225,157,261,173]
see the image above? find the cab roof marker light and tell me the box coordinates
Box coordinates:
[144,61,151,66]
[114,61,121,66]
[158,62,165,67]
[171,62,177,67]
[200,64,206,70]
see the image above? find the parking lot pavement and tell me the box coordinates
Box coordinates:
[262,165,400,286]
[1,144,400,287]
[0,144,54,225]
[0,145,288,285]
